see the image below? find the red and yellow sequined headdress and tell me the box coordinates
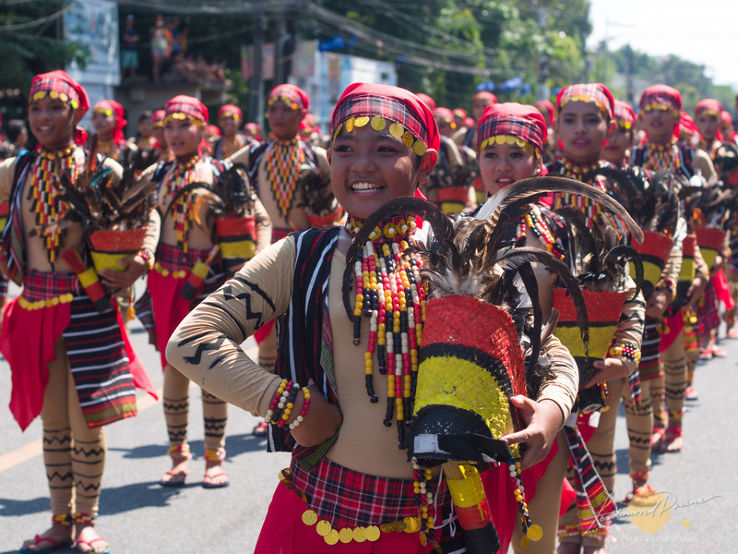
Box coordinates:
[330,82,440,159]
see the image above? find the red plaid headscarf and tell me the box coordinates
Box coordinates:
[695,98,723,119]
[165,95,208,125]
[268,84,309,112]
[613,99,635,130]
[245,121,262,141]
[416,93,436,110]
[29,70,90,145]
[218,104,243,121]
[453,108,467,120]
[330,82,440,157]
[152,109,166,128]
[557,83,614,120]
[94,99,127,145]
[721,110,736,142]
[474,91,498,105]
[679,111,698,141]
[433,107,455,126]
[535,99,555,127]
[476,103,547,155]
[639,85,681,115]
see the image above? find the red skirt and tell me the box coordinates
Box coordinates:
[255,457,455,553]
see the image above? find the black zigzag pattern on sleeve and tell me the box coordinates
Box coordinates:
[230,276,276,311]
[183,335,227,366]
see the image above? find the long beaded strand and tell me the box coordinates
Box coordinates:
[161,155,199,252]
[348,216,426,447]
[28,146,77,263]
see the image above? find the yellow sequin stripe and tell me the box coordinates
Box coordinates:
[164,112,203,127]
[332,115,428,156]
[642,102,680,117]
[18,292,74,311]
[617,120,632,130]
[31,90,79,110]
[267,95,300,111]
[154,262,187,278]
[696,108,720,118]
[478,134,538,157]
[93,108,113,117]
[301,508,424,545]
[559,94,608,117]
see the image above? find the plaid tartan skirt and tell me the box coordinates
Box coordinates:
[696,280,720,337]
[254,456,463,553]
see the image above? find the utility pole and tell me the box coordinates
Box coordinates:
[274,16,287,84]
[625,44,634,105]
[250,15,266,130]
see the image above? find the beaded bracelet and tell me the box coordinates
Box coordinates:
[138,248,155,272]
[288,387,311,431]
[278,383,301,428]
[609,342,641,364]
[655,278,676,301]
[264,379,290,424]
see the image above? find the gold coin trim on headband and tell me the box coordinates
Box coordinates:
[642,102,680,117]
[332,116,428,155]
[371,115,386,130]
[479,135,538,157]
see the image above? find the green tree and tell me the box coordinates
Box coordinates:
[0,1,88,116]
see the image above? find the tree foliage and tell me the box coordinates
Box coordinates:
[0,1,88,117]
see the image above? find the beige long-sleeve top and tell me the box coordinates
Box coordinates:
[167,229,579,480]
[0,147,159,275]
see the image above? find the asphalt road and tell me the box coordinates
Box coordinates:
[2,307,737,553]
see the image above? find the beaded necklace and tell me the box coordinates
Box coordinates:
[516,204,566,261]
[561,158,599,182]
[160,154,200,253]
[222,135,245,159]
[96,139,126,162]
[264,138,305,218]
[643,140,682,172]
[347,213,434,542]
[552,159,605,227]
[27,145,78,263]
[698,139,720,160]
[347,215,426,445]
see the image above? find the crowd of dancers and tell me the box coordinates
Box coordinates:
[2,68,737,554]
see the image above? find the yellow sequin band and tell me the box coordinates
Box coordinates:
[300,507,424,545]
[559,94,608,118]
[18,293,74,311]
[154,262,187,279]
[164,112,203,127]
[267,95,300,111]
[618,120,632,130]
[332,115,428,156]
[478,134,538,158]
[642,103,680,117]
[696,109,720,118]
[94,108,113,117]
[31,90,79,110]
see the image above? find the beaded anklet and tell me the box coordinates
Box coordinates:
[204,448,226,462]
[52,513,72,526]
[73,513,95,526]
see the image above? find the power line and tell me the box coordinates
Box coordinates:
[0,3,72,31]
